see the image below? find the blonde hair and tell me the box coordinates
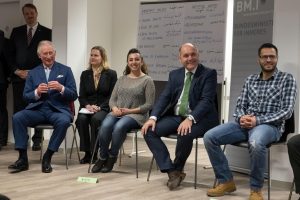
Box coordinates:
[88,46,109,70]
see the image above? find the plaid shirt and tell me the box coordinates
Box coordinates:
[234,69,297,132]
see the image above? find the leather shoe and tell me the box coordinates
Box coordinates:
[8,159,29,173]
[91,159,107,173]
[32,143,41,151]
[167,170,186,190]
[42,160,53,173]
[80,155,91,164]
[101,156,117,173]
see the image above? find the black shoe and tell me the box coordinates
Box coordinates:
[42,160,53,173]
[91,159,107,173]
[8,159,29,173]
[32,143,41,151]
[101,156,117,173]
[167,170,186,190]
[80,155,91,164]
[0,144,2,151]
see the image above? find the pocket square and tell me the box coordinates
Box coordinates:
[57,75,64,78]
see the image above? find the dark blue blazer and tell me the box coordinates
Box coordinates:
[151,64,218,123]
[23,61,78,119]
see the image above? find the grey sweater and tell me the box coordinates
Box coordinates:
[109,74,155,125]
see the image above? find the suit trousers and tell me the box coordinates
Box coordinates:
[0,84,8,145]
[76,110,108,152]
[12,103,71,152]
[144,115,218,172]
[12,81,42,144]
[288,134,300,194]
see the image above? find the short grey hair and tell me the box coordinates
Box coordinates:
[37,40,55,55]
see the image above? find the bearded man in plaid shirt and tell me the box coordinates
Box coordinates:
[203,43,297,200]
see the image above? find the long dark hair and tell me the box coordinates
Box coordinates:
[123,48,148,75]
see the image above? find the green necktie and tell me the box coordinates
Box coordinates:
[179,72,192,116]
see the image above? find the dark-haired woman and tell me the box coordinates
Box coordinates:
[92,48,155,173]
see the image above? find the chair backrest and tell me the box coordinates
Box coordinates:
[279,112,295,142]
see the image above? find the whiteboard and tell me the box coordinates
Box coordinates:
[137,0,227,82]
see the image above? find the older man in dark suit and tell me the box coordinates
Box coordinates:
[8,41,77,173]
[0,30,9,150]
[9,3,52,151]
[141,43,219,190]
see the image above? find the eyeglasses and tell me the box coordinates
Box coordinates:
[260,55,277,60]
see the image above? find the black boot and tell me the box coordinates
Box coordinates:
[80,152,91,164]
[91,158,107,173]
[101,156,117,173]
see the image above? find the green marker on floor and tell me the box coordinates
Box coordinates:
[77,177,98,183]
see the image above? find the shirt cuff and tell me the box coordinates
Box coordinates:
[60,86,65,94]
[188,114,197,124]
[34,89,41,100]
[149,116,157,121]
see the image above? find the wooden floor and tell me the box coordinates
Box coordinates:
[0,137,297,200]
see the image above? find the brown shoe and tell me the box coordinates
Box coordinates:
[249,190,263,200]
[167,170,186,190]
[207,180,236,197]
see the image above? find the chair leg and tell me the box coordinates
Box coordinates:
[73,128,81,162]
[147,156,155,181]
[40,131,44,161]
[135,131,138,179]
[268,148,270,200]
[65,136,68,170]
[194,138,198,189]
[69,125,80,162]
[88,131,100,173]
[288,179,295,200]
[70,134,75,159]
[119,146,123,166]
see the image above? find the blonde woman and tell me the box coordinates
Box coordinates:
[76,46,117,164]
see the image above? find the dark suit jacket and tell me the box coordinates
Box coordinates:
[151,64,218,123]
[9,23,52,82]
[0,30,9,85]
[78,68,117,112]
[23,61,78,119]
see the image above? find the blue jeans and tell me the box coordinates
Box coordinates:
[98,114,140,158]
[203,121,281,190]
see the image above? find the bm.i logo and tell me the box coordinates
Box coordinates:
[236,0,262,12]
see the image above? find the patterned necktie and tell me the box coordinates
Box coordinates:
[179,72,193,116]
[27,27,33,45]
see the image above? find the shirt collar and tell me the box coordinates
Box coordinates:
[256,68,278,80]
[27,23,38,32]
[185,65,197,75]
[43,64,53,70]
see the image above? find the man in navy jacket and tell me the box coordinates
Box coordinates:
[8,41,77,173]
[142,43,219,190]
[9,3,52,150]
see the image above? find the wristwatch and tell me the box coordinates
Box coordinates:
[187,115,193,122]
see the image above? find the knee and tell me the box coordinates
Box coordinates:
[203,129,215,145]
[91,117,99,125]
[249,140,265,154]
[287,135,300,150]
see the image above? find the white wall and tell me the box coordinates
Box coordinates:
[34,0,52,29]
[271,0,300,183]
[87,0,112,69]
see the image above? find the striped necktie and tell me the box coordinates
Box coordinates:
[27,27,33,45]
